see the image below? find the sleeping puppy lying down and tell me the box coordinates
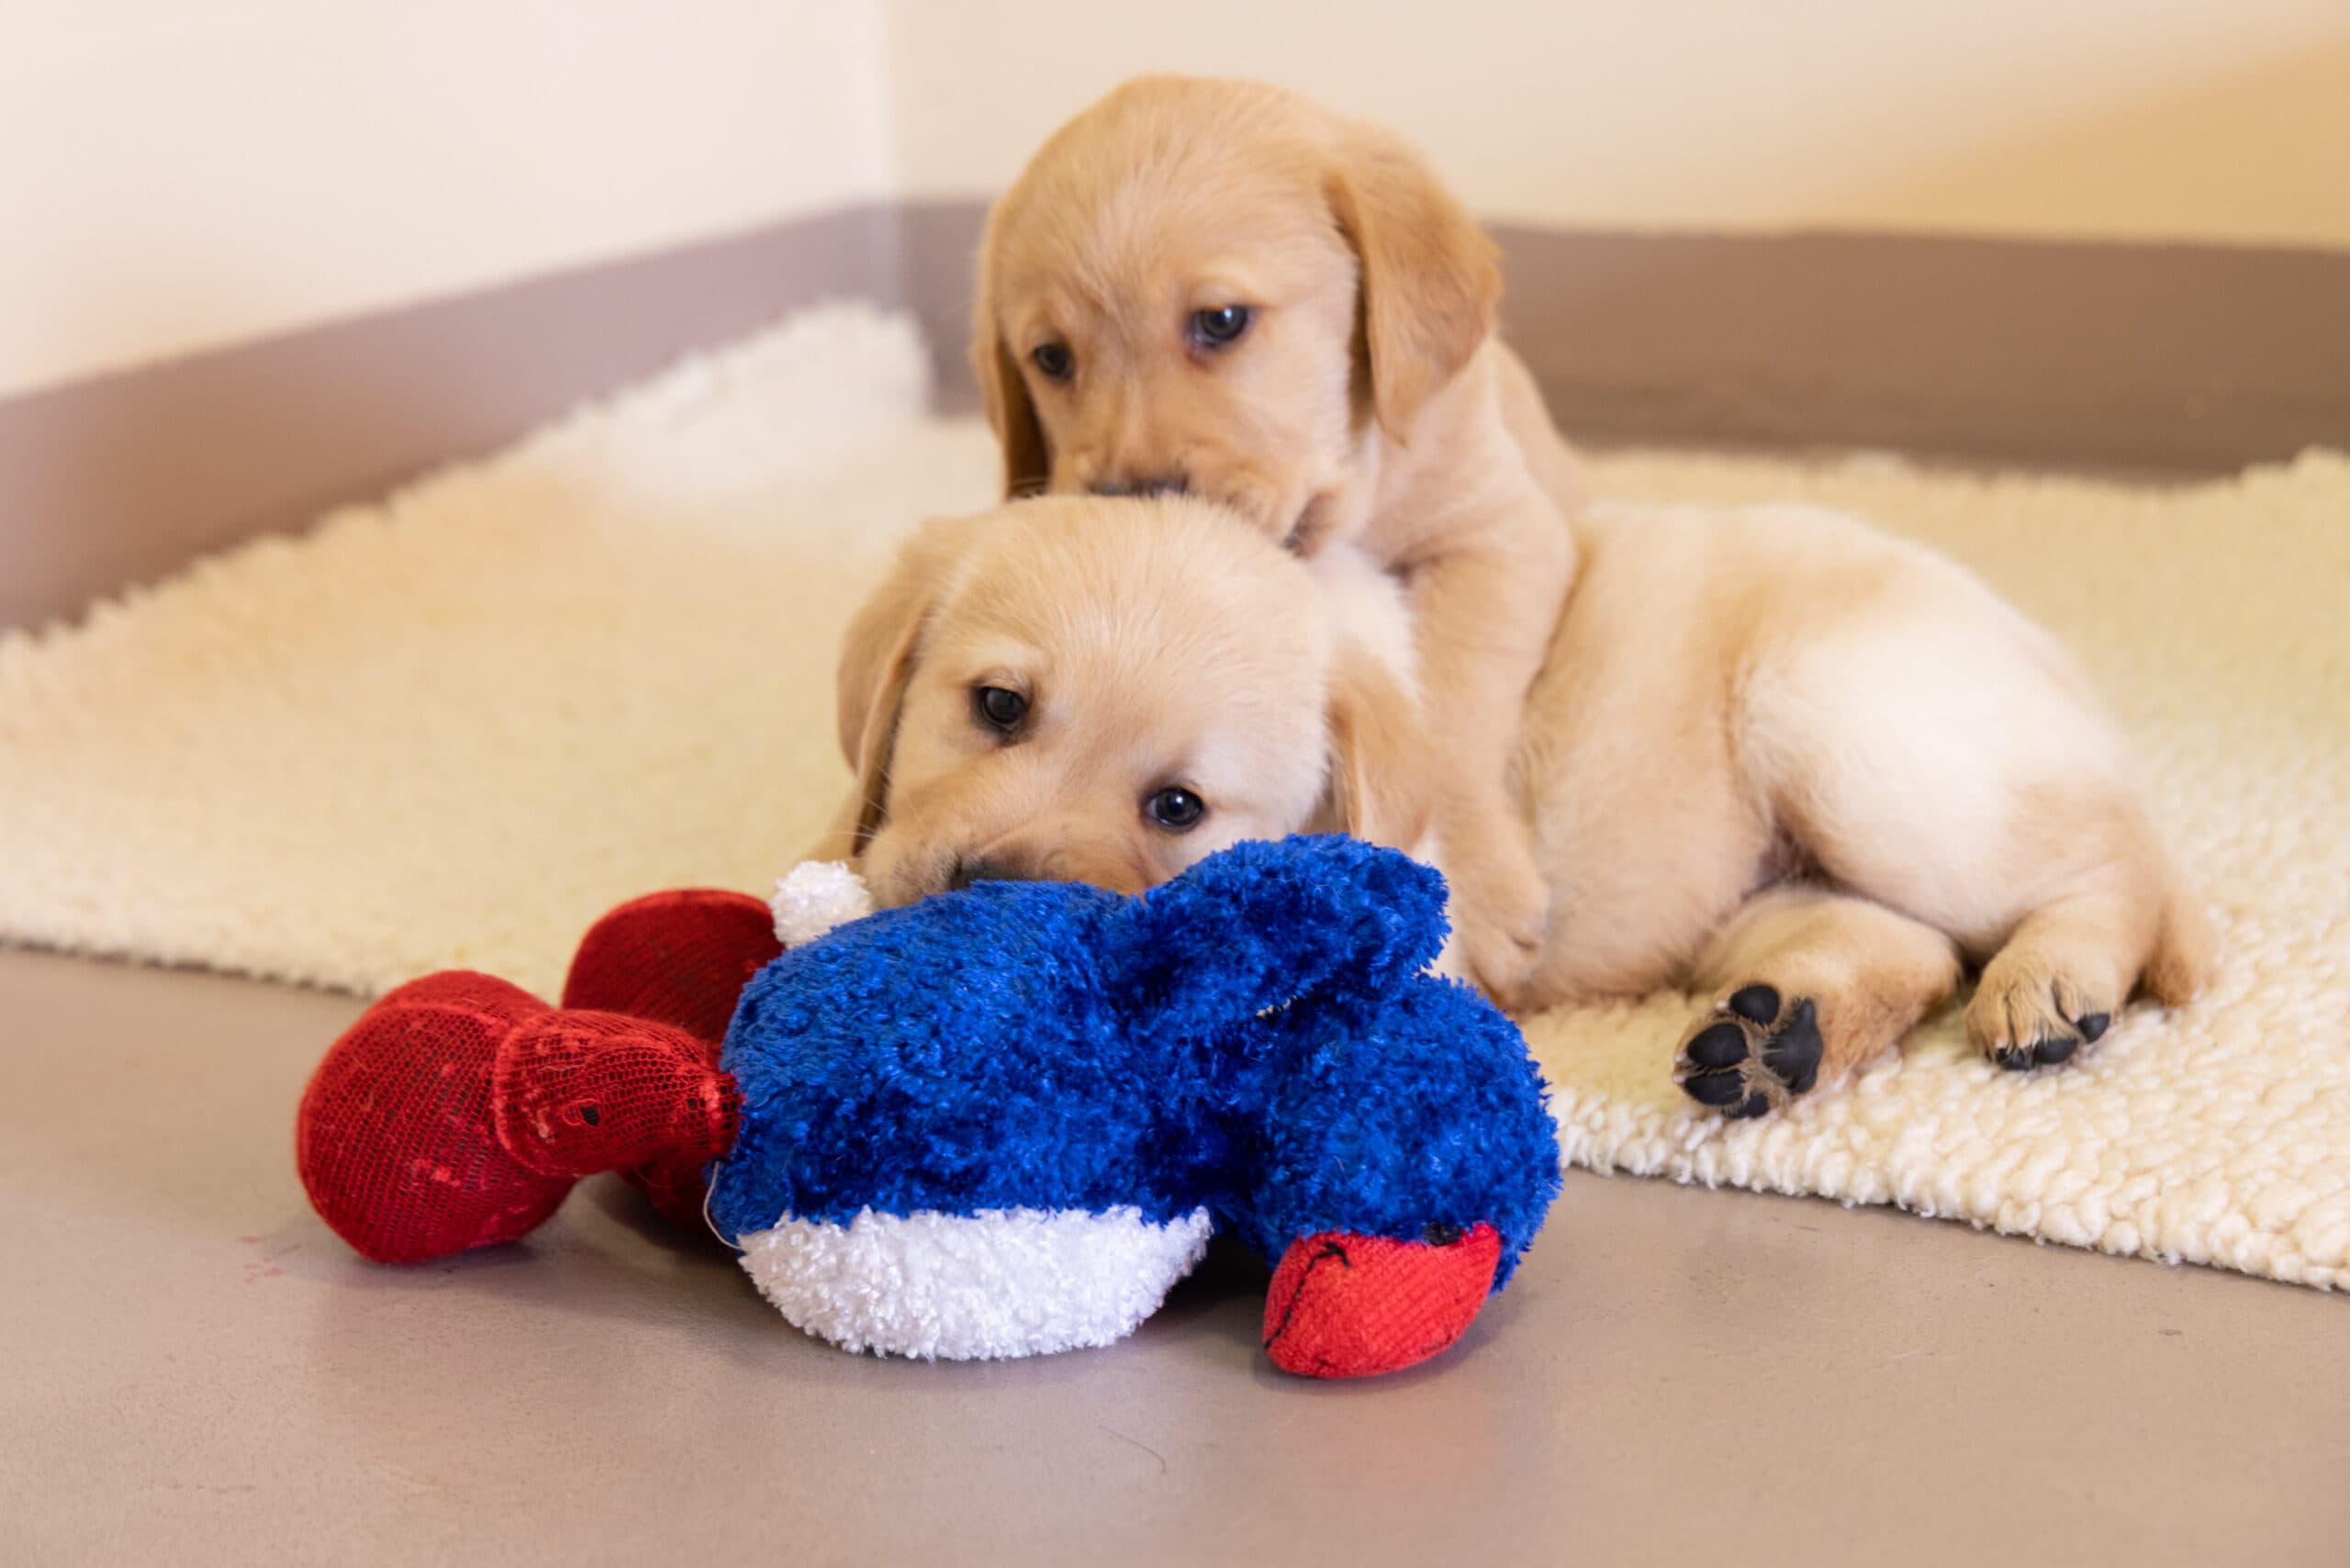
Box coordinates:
[820,495,2210,1117]
[969,74,1585,1000]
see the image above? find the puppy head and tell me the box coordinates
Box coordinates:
[835,494,1429,908]
[972,75,1501,552]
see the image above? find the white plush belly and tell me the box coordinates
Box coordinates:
[737,1205,1215,1361]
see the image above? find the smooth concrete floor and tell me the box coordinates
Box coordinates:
[3,945,2344,1567]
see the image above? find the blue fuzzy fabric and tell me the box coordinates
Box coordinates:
[708,835,1561,1287]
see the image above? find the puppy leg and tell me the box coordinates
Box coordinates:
[1404,505,1572,1003]
[1718,524,2212,1076]
[1676,886,1961,1117]
[1966,874,2210,1068]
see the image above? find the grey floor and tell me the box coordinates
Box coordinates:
[3,944,2345,1566]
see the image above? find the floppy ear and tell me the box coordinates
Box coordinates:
[1108,837,1449,1036]
[1317,646,1435,854]
[1324,128,1503,438]
[970,216,1052,498]
[834,518,977,852]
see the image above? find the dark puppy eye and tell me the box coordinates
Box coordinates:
[1144,786,1206,832]
[974,685,1028,734]
[1190,305,1251,348]
[1031,342,1074,382]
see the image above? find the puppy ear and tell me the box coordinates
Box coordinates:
[1325,128,1502,437]
[1318,646,1435,854]
[834,518,976,852]
[971,218,1052,498]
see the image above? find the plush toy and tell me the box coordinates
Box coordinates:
[297,835,1561,1378]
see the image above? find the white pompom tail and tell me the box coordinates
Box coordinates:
[771,861,876,946]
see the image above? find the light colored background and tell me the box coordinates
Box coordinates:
[0,0,896,398]
[6,0,2347,398]
[889,0,2350,243]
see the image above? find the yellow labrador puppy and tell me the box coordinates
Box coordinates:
[819,495,1428,908]
[970,74,1583,999]
[824,495,2210,1117]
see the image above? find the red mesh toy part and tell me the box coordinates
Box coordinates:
[560,889,780,1043]
[557,888,777,1231]
[492,1011,740,1180]
[1261,1224,1503,1379]
[297,971,571,1264]
[298,970,745,1265]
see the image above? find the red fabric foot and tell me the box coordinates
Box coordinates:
[1262,1224,1503,1378]
[298,977,745,1263]
[560,890,781,1044]
[558,890,776,1233]
[297,972,571,1264]
[492,1011,739,1181]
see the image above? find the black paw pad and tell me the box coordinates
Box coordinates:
[1759,998,1822,1093]
[2076,1013,2110,1043]
[2032,1034,2078,1066]
[1677,990,1826,1114]
[1684,1021,1750,1070]
[1682,1069,1750,1107]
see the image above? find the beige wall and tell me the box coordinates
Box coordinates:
[888,0,2350,247]
[7,0,2346,400]
[0,0,895,398]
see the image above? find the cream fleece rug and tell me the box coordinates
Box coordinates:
[5,303,2344,1291]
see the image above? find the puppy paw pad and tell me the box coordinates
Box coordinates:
[1675,991,1822,1116]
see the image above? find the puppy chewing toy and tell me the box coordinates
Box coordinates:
[297,835,1561,1378]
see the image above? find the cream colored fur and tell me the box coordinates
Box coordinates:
[816,496,1355,905]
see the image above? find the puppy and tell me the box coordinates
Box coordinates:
[1515,498,2210,1113]
[813,495,1428,910]
[824,494,2211,1115]
[969,74,1584,998]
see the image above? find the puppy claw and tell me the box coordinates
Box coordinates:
[1992,1030,2087,1071]
[1970,973,2116,1072]
[1675,991,1823,1116]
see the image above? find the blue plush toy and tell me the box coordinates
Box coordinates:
[298,835,1561,1379]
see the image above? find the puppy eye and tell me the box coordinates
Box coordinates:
[973,685,1029,734]
[1031,342,1074,382]
[1189,306,1251,348]
[1143,786,1206,833]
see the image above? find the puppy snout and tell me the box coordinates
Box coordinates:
[1088,472,1190,500]
[946,854,1044,891]
[946,846,1151,898]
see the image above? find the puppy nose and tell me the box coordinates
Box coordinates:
[1088,472,1189,500]
[946,855,1037,891]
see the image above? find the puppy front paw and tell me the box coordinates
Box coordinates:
[1443,842,1551,1006]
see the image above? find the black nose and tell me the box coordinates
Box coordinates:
[947,855,1038,891]
[1088,473,1189,499]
